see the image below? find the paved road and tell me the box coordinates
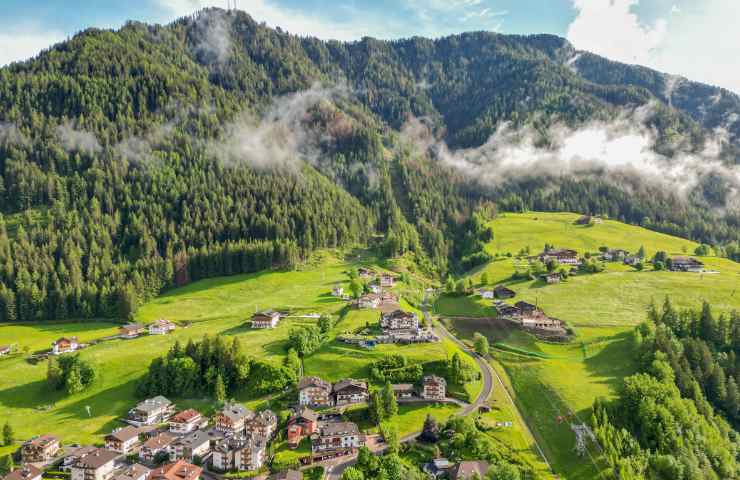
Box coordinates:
[324,298,494,479]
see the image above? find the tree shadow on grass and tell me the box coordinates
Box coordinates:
[582,330,636,393]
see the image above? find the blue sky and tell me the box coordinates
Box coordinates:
[0,0,738,93]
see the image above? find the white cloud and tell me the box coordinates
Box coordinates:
[566,0,740,94]
[0,25,66,66]
[566,0,667,66]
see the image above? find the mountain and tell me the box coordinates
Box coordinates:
[0,7,738,322]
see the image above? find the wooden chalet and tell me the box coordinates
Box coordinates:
[251,310,280,329]
[493,285,515,299]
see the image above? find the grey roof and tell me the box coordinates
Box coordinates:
[297,376,331,391]
[106,426,140,442]
[453,461,490,480]
[293,407,319,422]
[74,449,119,469]
[176,431,210,449]
[143,433,176,450]
[332,379,368,393]
[220,403,254,422]
[4,465,43,480]
[320,422,360,436]
[391,383,415,391]
[135,396,171,413]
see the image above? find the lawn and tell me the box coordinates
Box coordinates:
[433,211,740,479]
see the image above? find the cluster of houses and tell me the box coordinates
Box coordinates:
[668,256,705,272]
[339,309,438,347]
[495,301,566,336]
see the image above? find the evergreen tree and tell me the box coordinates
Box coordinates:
[473,332,489,356]
[420,414,439,443]
[382,382,398,417]
[0,454,13,475]
[214,374,226,403]
[2,422,12,447]
[368,391,384,426]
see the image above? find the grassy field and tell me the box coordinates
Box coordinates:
[435,211,740,480]
[0,250,474,450]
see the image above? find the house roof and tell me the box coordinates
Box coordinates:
[292,406,319,422]
[53,337,77,345]
[298,376,331,391]
[219,403,254,423]
[333,379,368,393]
[175,431,210,449]
[149,460,202,480]
[120,323,144,332]
[106,426,140,442]
[252,310,279,319]
[250,410,277,427]
[74,449,119,469]
[113,463,151,480]
[423,375,446,387]
[24,434,58,448]
[4,465,43,480]
[452,461,490,480]
[514,301,538,311]
[0,345,10,352]
[391,383,415,392]
[135,396,172,413]
[381,310,416,320]
[143,433,176,450]
[150,319,175,328]
[671,256,704,265]
[320,422,360,436]
[170,409,202,424]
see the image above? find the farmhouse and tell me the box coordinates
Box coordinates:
[451,461,490,480]
[391,384,416,399]
[61,446,98,472]
[245,410,278,440]
[421,375,446,401]
[52,337,79,355]
[357,267,374,279]
[298,376,333,407]
[332,285,344,297]
[670,256,705,272]
[540,272,561,284]
[169,409,204,434]
[332,379,369,406]
[104,426,141,454]
[149,460,202,480]
[602,249,628,261]
[0,345,11,356]
[493,285,515,299]
[251,310,280,329]
[169,431,210,462]
[495,304,521,320]
[119,323,145,338]
[311,422,365,456]
[70,449,119,480]
[538,248,580,266]
[215,403,254,433]
[128,396,174,425]
[4,465,42,480]
[139,433,176,462]
[21,435,60,463]
[624,255,642,266]
[148,319,176,335]
[380,310,419,331]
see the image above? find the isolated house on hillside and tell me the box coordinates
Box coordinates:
[451,461,490,480]
[538,248,580,266]
[21,435,60,463]
[378,273,396,288]
[540,272,561,284]
[0,345,11,356]
[52,337,79,355]
[119,323,145,338]
[670,256,705,272]
[149,319,176,335]
[251,310,280,329]
[493,285,515,299]
[332,285,344,297]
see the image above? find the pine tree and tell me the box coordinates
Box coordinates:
[420,414,439,443]
[2,422,12,446]
[725,377,739,420]
[473,332,489,356]
[382,382,398,417]
[0,454,14,475]
[214,374,226,403]
[368,391,384,426]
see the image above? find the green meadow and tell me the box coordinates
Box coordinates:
[0,251,474,448]
[436,212,740,480]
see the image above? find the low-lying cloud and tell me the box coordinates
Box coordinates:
[401,105,740,210]
[56,122,101,154]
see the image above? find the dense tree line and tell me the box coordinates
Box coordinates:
[1,8,739,324]
[591,300,740,479]
[136,335,295,399]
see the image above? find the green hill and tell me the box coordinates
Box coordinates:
[437,212,740,480]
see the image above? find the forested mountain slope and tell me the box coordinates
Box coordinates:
[0,7,738,322]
